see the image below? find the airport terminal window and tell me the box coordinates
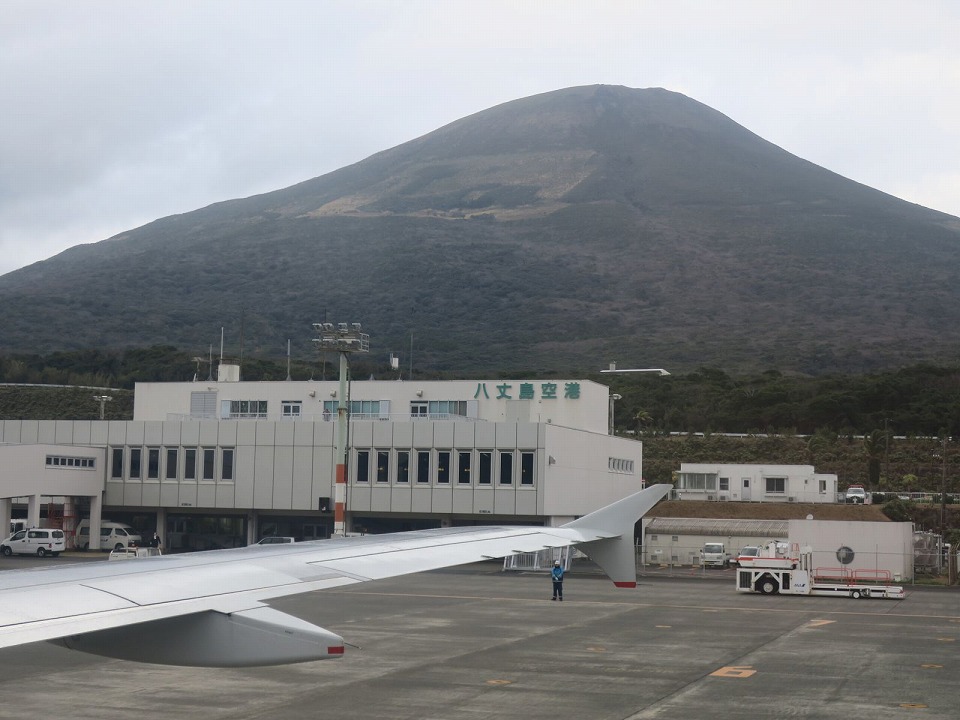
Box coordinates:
[46,455,96,469]
[765,477,786,494]
[410,400,468,420]
[416,450,430,483]
[166,448,178,479]
[410,402,428,419]
[281,401,302,419]
[325,400,381,419]
[499,451,513,485]
[437,451,451,484]
[202,448,216,481]
[221,448,234,481]
[147,448,160,479]
[356,450,370,483]
[458,451,471,483]
[377,450,389,482]
[184,448,197,481]
[520,452,534,485]
[608,457,635,474]
[397,450,410,483]
[227,400,268,419]
[111,448,124,479]
[478,451,492,484]
[129,448,142,479]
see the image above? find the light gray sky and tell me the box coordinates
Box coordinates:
[2,0,958,276]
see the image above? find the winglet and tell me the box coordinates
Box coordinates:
[563,484,671,587]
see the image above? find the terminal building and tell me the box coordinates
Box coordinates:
[0,367,646,551]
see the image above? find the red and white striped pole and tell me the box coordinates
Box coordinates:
[334,350,349,537]
[313,322,368,538]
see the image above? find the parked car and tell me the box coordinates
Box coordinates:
[845,485,867,504]
[1,528,66,557]
[256,536,296,545]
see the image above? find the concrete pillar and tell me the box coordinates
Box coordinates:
[26,494,41,528]
[63,498,79,549]
[89,493,103,551]
[155,507,167,547]
[0,498,11,534]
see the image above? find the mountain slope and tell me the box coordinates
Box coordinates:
[1,85,958,375]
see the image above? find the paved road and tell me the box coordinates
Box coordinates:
[0,557,958,719]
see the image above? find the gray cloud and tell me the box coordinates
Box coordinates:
[2,0,958,275]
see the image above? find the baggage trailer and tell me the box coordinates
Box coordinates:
[735,541,905,600]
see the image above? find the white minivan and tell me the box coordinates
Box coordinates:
[76,520,142,551]
[1,528,66,557]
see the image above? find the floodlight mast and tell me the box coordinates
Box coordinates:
[312,321,370,537]
[600,363,670,435]
[91,395,113,420]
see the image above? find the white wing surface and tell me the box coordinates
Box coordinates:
[0,484,670,667]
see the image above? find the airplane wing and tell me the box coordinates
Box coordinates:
[0,484,670,667]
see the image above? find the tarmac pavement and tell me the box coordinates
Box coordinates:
[0,557,958,719]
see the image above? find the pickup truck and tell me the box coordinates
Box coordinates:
[701,542,731,568]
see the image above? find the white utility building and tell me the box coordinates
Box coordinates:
[673,463,838,503]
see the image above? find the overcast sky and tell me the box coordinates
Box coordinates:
[2,1,957,276]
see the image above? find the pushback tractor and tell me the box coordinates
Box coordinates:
[735,541,905,600]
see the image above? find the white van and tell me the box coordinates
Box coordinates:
[76,520,142,552]
[1,528,66,557]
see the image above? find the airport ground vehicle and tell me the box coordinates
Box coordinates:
[733,545,760,566]
[0,528,66,557]
[736,541,904,599]
[76,520,142,551]
[701,542,731,568]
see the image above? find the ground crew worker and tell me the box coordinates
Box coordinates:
[551,559,564,601]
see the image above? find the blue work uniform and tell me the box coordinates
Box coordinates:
[551,564,564,600]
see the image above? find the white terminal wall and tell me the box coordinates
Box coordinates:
[133,378,609,434]
[0,414,643,525]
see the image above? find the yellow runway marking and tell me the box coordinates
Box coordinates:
[710,665,756,678]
